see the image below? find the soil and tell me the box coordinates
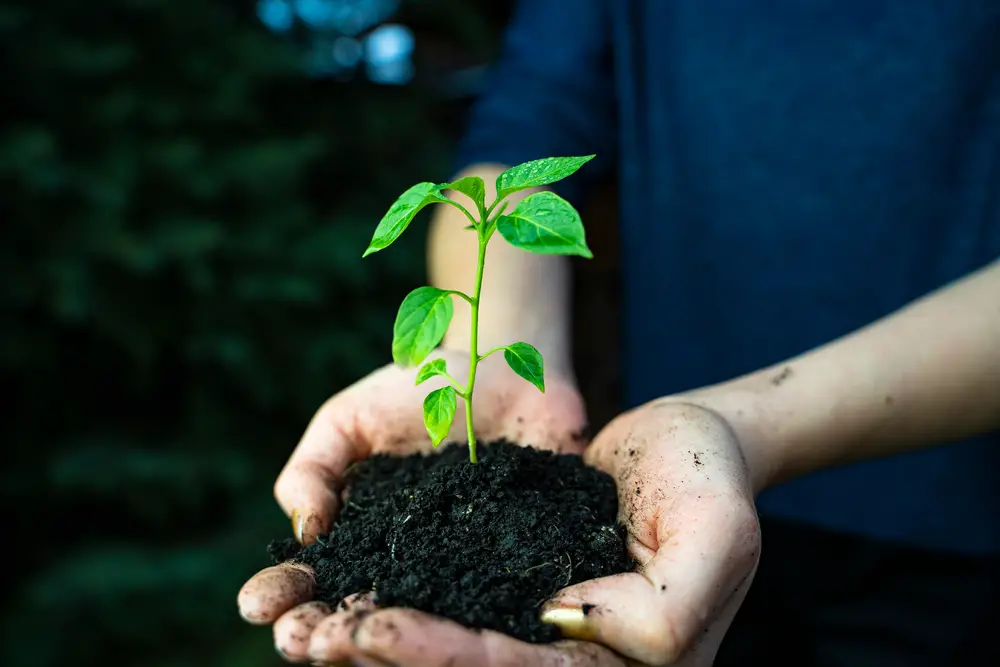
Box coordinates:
[267,440,634,643]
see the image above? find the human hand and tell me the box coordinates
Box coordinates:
[236,347,588,661]
[286,401,761,667]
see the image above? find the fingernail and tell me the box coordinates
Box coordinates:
[540,603,597,641]
[292,509,325,545]
[293,510,327,546]
[291,508,306,544]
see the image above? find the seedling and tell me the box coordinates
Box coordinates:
[363,155,595,463]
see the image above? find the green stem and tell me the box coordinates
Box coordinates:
[485,196,507,220]
[439,371,465,393]
[445,289,474,305]
[442,199,479,228]
[465,227,489,464]
[478,346,506,362]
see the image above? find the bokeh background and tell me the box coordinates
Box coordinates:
[1,1,620,665]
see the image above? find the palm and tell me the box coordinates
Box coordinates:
[569,403,762,666]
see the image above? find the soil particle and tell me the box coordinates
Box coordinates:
[268,440,634,643]
[770,366,793,386]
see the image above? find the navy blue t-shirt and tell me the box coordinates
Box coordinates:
[456,0,1000,554]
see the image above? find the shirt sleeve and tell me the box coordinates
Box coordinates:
[453,0,616,207]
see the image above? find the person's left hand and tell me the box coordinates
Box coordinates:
[249,401,761,667]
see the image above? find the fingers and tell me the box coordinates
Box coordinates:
[274,400,368,544]
[238,562,316,625]
[273,601,331,661]
[345,608,628,667]
[307,592,376,663]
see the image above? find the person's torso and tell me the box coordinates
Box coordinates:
[609,0,1000,553]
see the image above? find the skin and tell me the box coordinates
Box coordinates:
[676,254,1000,491]
[238,161,1000,665]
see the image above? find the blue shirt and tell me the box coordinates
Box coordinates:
[456,0,1000,554]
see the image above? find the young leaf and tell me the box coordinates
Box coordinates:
[445,176,486,213]
[495,191,593,258]
[495,155,595,200]
[423,386,457,447]
[364,182,447,257]
[503,342,545,393]
[392,287,454,367]
[415,358,448,385]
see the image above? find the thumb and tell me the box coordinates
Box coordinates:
[540,506,759,665]
[274,400,368,544]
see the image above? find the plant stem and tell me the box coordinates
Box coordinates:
[464,227,489,464]
[478,346,506,362]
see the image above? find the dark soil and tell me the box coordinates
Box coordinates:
[267,440,634,643]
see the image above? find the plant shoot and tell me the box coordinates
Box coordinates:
[363,156,595,463]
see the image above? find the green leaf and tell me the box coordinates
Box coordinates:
[445,176,486,212]
[415,358,448,385]
[392,287,454,367]
[423,386,457,447]
[495,192,592,258]
[495,155,595,200]
[503,342,545,393]
[364,182,447,257]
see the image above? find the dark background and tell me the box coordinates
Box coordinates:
[0,1,619,665]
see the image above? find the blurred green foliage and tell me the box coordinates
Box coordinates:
[0,1,505,665]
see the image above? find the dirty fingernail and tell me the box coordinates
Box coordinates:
[291,508,306,544]
[292,509,326,545]
[540,604,597,641]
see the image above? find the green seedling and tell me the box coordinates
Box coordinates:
[363,155,595,463]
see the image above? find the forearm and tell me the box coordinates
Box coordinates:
[673,258,1000,491]
[429,164,575,379]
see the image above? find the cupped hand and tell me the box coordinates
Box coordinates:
[288,401,762,667]
[236,347,588,662]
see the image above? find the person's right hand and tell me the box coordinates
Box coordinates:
[236,347,588,662]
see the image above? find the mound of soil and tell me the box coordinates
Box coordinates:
[267,440,634,643]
